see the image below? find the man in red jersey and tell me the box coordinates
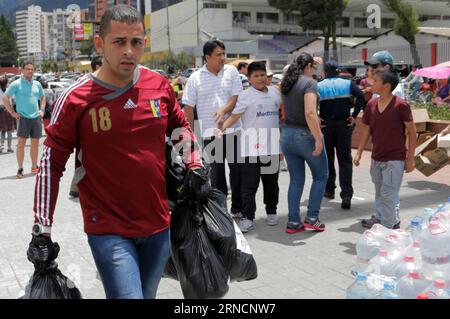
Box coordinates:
[26,5,204,299]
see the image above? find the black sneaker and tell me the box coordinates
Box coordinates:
[324,191,335,199]
[361,215,380,228]
[69,191,79,198]
[393,221,401,229]
[341,198,351,210]
[304,217,326,231]
[16,168,24,179]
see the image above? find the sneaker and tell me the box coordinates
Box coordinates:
[7,148,13,153]
[280,159,288,172]
[361,215,380,229]
[285,221,305,234]
[69,191,80,198]
[304,217,326,231]
[361,216,401,230]
[16,168,24,179]
[31,167,40,174]
[341,198,351,210]
[238,218,254,233]
[324,191,335,199]
[266,214,278,226]
[231,211,244,219]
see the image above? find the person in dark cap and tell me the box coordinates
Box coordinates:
[317,60,365,209]
[364,50,405,100]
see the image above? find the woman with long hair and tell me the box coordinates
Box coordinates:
[0,76,15,153]
[280,53,328,234]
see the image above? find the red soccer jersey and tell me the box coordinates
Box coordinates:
[362,95,413,162]
[34,66,201,237]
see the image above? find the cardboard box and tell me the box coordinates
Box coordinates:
[417,131,435,146]
[438,134,450,148]
[414,135,450,177]
[412,109,430,133]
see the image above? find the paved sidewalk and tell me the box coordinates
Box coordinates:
[1,139,449,299]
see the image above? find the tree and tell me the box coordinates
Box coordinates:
[41,60,59,73]
[0,15,19,66]
[382,0,421,65]
[268,0,348,61]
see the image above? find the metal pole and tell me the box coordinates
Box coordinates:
[196,0,200,47]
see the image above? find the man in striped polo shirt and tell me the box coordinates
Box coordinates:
[183,40,244,217]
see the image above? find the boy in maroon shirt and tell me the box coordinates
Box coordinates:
[354,70,416,229]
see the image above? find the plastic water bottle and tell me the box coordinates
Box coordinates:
[422,208,436,225]
[405,241,422,268]
[354,230,382,275]
[378,281,399,299]
[346,273,373,299]
[396,271,431,299]
[406,217,424,240]
[420,221,450,281]
[417,292,430,299]
[432,211,450,228]
[393,255,420,279]
[424,279,450,299]
[435,197,450,214]
[368,250,398,277]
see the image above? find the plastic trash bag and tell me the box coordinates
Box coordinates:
[21,241,82,299]
[201,190,257,282]
[170,202,229,299]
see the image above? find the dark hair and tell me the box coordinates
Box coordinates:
[237,62,248,71]
[281,52,314,95]
[247,61,266,77]
[203,40,225,57]
[374,69,399,92]
[39,78,48,89]
[22,61,34,69]
[91,55,103,71]
[0,76,7,92]
[99,5,144,38]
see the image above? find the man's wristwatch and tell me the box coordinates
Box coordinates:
[32,223,52,236]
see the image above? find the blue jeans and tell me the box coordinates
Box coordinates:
[87,228,171,299]
[280,127,328,223]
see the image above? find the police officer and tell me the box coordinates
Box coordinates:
[318,60,365,209]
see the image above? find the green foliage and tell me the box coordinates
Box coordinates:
[0,15,19,66]
[412,103,450,121]
[268,0,348,59]
[143,52,195,73]
[382,0,420,64]
[41,60,59,73]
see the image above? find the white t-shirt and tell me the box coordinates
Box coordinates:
[232,86,281,157]
[372,83,405,100]
[182,64,243,137]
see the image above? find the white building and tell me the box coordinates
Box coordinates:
[143,0,450,68]
[16,5,47,63]
[45,9,73,62]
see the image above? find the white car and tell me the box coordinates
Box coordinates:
[48,81,71,90]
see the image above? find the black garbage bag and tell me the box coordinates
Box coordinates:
[21,262,82,299]
[163,256,178,280]
[170,202,229,299]
[201,190,258,282]
[166,142,186,211]
[21,242,82,299]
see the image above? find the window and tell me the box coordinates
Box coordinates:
[419,15,441,21]
[381,18,394,28]
[336,17,350,28]
[203,2,227,9]
[227,54,238,59]
[444,16,450,21]
[233,11,251,24]
[354,17,367,28]
[257,12,279,24]
[284,13,300,25]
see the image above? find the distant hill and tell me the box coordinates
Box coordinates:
[0,0,88,26]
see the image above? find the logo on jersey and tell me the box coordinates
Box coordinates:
[149,99,161,118]
[123,98,137,109]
